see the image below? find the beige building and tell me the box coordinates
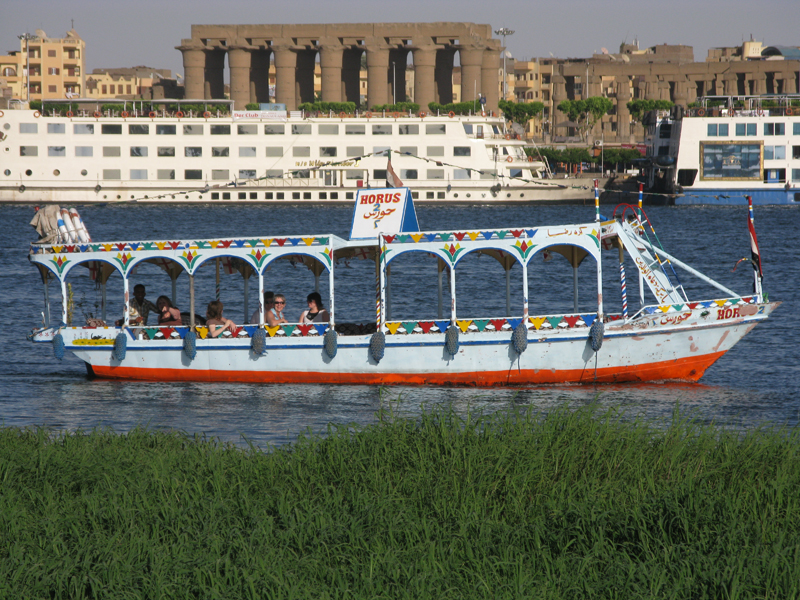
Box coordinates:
[0,29,85,102]
[85,67,172,100]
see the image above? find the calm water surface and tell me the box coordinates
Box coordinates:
[2,201,798,446]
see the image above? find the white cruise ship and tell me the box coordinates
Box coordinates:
[0,106,594,204]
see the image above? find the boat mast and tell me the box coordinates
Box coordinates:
[594,179,604,319]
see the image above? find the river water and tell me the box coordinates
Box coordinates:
[2,201,798,446]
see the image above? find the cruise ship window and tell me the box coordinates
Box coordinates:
[210,125,231,135]
[183,125,204,135]
[20,123,38,134]
[399,124,419,135]
[20,146,38,156]
[185,170,203,180]
[212,147,229,157]
[345,125,365,135]
[129,124,149,135]
[373,146,390,156]
[293,147,311,157]
[157,170,175,180]
[462,124,473,134]
[47,123,65,134]
[103,147,121,157]
[130,146,148,157]
[346,146,364,157]
[426,124,446,135]
[453,169,471,179]
[764,123,785,136]
[735,123,746,136]
[211,170,229,180]
[73,124,94,134]
[479,170,498,180]
[794,123,800,135]
[158,147,175,157]
[264,124,285,135]
[793,146,800,160]
[319,124,339,135]
[373,169,387,179]
[427,146,444,156]
[265,147,283,157]
[103,170,121,179]
[747,124,757,136]
[792,168,800,182]
[764,146,785,160]
[399,146,417,156]
[75,146,93,157]
[47,146,66,157]
[707,124,728,136]
[320,147,337,157]
[292,124,311,135]
[101,124,122,135]
[266,169,283,179]
[130,169,147,180]
[239,147,257,157]
[239,170,256,179]
[294,170,310,178]
[372,125,392,135]
[454,147,471,157]
[345,170,364,180]
[400,169,418,180]
[156,124,176,135]
[427,169,444,179]
[237,124,257,135]
[185,147,202,157]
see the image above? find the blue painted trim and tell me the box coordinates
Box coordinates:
[676,188,800,205]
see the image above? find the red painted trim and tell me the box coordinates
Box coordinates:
[89,351,727,386]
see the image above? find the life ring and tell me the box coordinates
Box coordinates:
[696,108,706,117]
[0,110,4,117]
[448,111,455,118]
[505,134,511,140]
[121,111,129,118]
[418,111,426,118]
[527,156,534,162]
[481,111,486,117]
[66,111,73,118]
[93,111,101,118]
[148,111,156,118]
[506,156,513,163]
[339,112,347,118]
[176,111,184,118]
[393,112,401,119]
[787,107,794,116]
[203,111,211,118]
[365,111,373,118]
[33,111,41,118]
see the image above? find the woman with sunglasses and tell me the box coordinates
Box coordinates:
[266,293,288,327]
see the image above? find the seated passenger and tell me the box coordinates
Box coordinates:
[156,296,182,327]
[250,290,274,323]
[115,283,158,326]
[299,292,330,323]
[205,300,237,338]
[266,293,288,327]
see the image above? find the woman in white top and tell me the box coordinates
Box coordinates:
[299,292,330,323]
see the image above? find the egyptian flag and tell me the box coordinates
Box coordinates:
[386,156,403,188]
[747,198,763,280]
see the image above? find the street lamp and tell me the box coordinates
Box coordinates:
[18,33,36,102]
[494,27,514,100]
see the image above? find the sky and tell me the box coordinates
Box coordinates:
[3,0,798,78]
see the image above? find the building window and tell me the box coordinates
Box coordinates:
[157,170,175,180]
[239,170,257,179]
[109,85,115,94]
[764,123,785,136]
[20,123,38,134]
[47,123,65,134]
[427,169,444,179]
[73,124,94,134]
[764,146,785,160]
[318,124,339,135]
[266,169,283,179]
[101,124,122,134]
[400,169,418,180]
[75,146,93,157]
[399,146,417,156]
[454,147,471,157]
[103,169,121,180]
[239,147,257,157]
[238,124,257,135]
[101,85,107,94]
[345,170,364,180]
[793,146,800,159]
[212,147,229,157]
[130,146,148,157]
[794,123,800,136]
[345,124,365,135]
[129,124,149,135]
[373,169,387,179]
[103,147,121,157]
[265,147,283,157]
[293,147,311,157]
[399,124,419,135]
[427,146,444,156]
[20,146,38,156]
[48,67,59,75]
[320,147,337,157]
[792,168,800,182]
[126,85,132,94]
[210,125,231,135]
[291,124,311,135]
[184,170,203,180]
[157,147,175,157]
[212,170,229,180]
[183,125,204,135]
[47,146,66,157]
[264,124,285,135]
[346,146,364,157]
[130,169,148,180]
[453,169,471,179]
[426,124,446,135]
[372,125,392,135]
[156,125,176,135]
[185,147,202,157]
[707,123,728,137]
[700,142,761,180]
[48,50,56,57]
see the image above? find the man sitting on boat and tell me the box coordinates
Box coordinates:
[250,291,275,324]
[115,284,158,327]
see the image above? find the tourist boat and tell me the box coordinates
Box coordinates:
[0,103,593,204]
[26,187,778,385]
[643,94,800,205]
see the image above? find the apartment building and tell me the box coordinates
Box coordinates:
[85,67,172,100]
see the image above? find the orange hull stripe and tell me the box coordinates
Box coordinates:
[89,351,726,386]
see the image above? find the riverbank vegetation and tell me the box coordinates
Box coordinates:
[1,404,799,599]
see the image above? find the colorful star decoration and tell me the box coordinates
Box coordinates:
[112,252,133,272]
[179,250,201,271]
[444,243,464,264]
[51,255,70,274]
[247,249,270,269]
[512,239,536,260]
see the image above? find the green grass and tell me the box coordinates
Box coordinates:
[1,404,799,599]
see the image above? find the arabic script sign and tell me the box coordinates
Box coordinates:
[350,188,416,240]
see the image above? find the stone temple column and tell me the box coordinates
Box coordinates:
[723,72,738,96]
[644,76,659,101]
[783,72,798,94]
[551,72,568,129]
[616,79,632,141]
[672,77,688,108]
[319,42,344,103]
[413,46,436,111]
[179,46,205,100]
[752,72,767,96]
[459,46,484,102]
[366,43,390,108]
[272,44,297,109]
[481,47,500,114]
[228,47,252,110]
